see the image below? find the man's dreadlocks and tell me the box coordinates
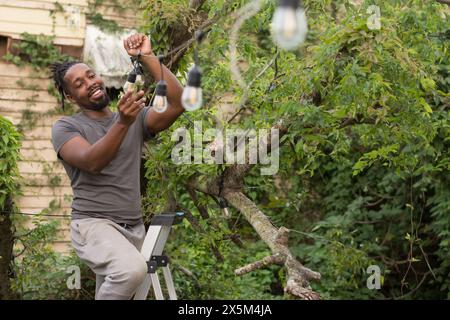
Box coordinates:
[50,61,81,111]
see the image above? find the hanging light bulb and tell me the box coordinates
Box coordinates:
[152,80,168,113]
[123,59,146,95]
[218,197,230,219]
[271,0,308,50]
[123,70,137,93]
[135,64,145,91]
[182,65,202,111]
[151,55,168,113]
[182,30,205,111]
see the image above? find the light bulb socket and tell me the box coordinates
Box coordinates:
[155,80,167,96]
[136,64,144,75]
[278,0,300,8]
[127,71,137,83]
[187,65,202,88]
[195,30,205,44]
[218,197,228,209]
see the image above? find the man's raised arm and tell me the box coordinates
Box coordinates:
[123,33,185,135]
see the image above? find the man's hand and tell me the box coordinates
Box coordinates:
[117,90,146,127]
[124,33,153,57]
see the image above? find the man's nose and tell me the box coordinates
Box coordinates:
[87,79,95,88]
[86,78,98,90]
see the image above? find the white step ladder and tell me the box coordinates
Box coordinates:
[133,212,184,300]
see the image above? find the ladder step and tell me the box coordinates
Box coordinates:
[150,212,185,226]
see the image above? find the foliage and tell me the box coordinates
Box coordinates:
[0,119,95,300]
[4,33,70,71]
[0,116,22,210]
[140,0,449,299]
[86,0,141,34]
[87,13,123,34]
[168,221,281,299]
[11,215,96,300]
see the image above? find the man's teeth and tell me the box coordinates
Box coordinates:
[92,89,102,98]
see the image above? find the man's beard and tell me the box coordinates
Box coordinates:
[84,94,111,111]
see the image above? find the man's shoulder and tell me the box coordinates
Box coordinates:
[53,113,83,127]
[52,113,86,136]
[51,113,85,152]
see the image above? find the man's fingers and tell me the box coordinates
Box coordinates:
[135,97,146,105]
[129,98,146,114]
[134,33,142,45]
[131,90,145,103]
[137,34,144,45]
[121,91,145,111]
[118,90,132,105]
[127,36,135,49]
[130,103,145,118]
[125,33,147,50]
[128,34,140,49]
[125,97,145,118]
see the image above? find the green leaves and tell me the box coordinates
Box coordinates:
[136,0,450,300]
[4,32,70,71]
[352,144,399,176]
[419,98,433,115]
[420,78,437,93]
[0,116,21,210]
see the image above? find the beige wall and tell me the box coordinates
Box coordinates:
[0,0,88,46]
[95,1,142,30]
[0,0,141,45]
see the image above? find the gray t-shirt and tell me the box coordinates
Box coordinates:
[51,107,153,225]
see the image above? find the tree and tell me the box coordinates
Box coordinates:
[0,116,21,300]
[138,0,449,299]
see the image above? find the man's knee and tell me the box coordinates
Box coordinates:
[121,256,148,288]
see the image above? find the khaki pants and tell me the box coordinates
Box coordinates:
[70,218,147,300]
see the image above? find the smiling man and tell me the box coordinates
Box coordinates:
[50,33,184,299]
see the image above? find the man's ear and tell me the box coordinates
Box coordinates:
[65,92,76,104]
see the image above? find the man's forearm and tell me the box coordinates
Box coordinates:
[84,121,129,173]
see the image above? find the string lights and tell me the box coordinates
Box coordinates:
[152,55,169,113]
[123,54,145,94]
[123,70,137,93]
[271,0,308,50]
[122,1,309,115]
[181,31,205,111]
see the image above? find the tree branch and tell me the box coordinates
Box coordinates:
[235,253,284,276]
[176,264,202,290]
[225,191,321,299]
[338,117,376,129]
[186,183,210,219]
[436,0,450,6]
[167,1,235,69]
[189,0,207,10]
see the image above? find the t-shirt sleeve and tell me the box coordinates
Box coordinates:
[140,106,156,142]
[51,118,82,160]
